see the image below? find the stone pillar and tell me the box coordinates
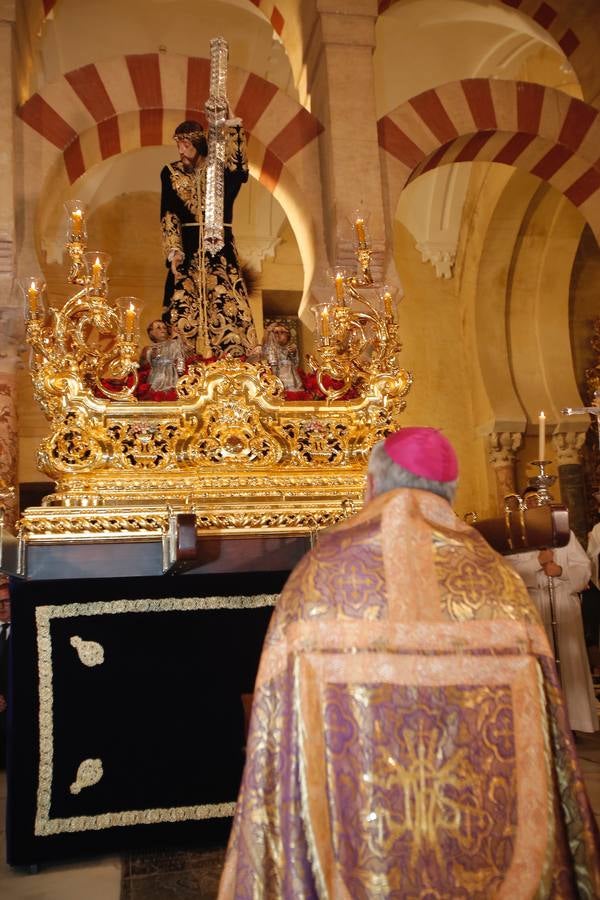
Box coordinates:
[0,2,16,310]
[0,3,18,532]
[307,1,389,286]
[487,431,523,512]
[553,431,588,546]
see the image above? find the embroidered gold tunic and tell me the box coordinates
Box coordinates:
[160,122,257,358]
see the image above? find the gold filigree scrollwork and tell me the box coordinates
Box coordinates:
[106,419,196,470]
[308,243,413,403]
[70,635,105,667]
[191,400,284,465]
[39,411,107,474]
[70,758,104,794]
[283,419,348,465]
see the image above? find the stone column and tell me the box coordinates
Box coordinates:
[0,2,16,310]
[306,0,389,286]
[0,3,18,531]
[553,431,588,546]
[487,431,523,512]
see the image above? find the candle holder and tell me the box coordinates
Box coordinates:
[380,284,397,319]
[116,296,143,341]
[308,236,411,403]
[19,276,47,322]
[527,459,556,505]
[350,212,373,285]
[64,200,88,284]
[83,251,111,297]
[24,241,142,405]
[326,267,349,305]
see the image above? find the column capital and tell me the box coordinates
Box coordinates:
[487,431,523,468]
[552,430,586,466]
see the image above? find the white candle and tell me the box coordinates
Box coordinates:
[538,411,546,461]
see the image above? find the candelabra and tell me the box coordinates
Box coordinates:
[527,459,556,506]
[308,218,412,403]
[22,206,143,412]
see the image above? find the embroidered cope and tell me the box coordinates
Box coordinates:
[219,488,600,899]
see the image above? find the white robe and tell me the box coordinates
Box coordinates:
[507,533,598,733]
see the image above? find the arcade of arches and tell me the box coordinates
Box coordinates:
[2,0,600,536]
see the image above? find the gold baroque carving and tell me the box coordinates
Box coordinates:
[25,360,406,513]
[34,595,277,835]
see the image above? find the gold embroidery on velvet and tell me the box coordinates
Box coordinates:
[34,594,277,836]
[70,758,103,795]
[69,635,104,667]
[167,162,205,217]
[160,211,183,257]
[225,125,248,174]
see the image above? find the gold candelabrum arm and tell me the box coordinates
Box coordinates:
[25,229,143,415]
[309,238,411,404]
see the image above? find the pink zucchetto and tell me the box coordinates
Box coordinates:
[383,427,458,482]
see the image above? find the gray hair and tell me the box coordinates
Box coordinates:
[367,439,458,504]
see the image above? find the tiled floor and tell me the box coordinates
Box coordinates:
[0,769,122,900]
[2,734,600,899]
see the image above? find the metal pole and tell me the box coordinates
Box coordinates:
[546,573,561,683]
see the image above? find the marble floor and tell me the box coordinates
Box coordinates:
[2,734,600,899]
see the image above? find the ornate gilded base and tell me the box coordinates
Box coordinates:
[17,359,409,539]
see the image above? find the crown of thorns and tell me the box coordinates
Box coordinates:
[173,129,205,142]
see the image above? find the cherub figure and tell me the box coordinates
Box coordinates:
[261,322,303,392]
[140,319,186,393]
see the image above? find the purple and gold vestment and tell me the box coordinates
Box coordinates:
[219,488,600,898]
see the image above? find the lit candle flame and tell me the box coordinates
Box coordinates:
[91,256,102,288]
[125,303,136,333]
[71,208,83,237]
[28,279,39,314]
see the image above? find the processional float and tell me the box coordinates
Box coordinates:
[3,44,412,575]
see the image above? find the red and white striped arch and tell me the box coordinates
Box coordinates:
[378,0,581,58]
[18,53,322,190]
[378,79,600,240]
